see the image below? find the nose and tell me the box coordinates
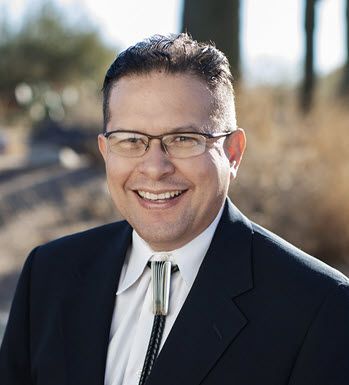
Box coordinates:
[136,139,175,180]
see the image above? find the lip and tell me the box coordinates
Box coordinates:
[133,189,188,209]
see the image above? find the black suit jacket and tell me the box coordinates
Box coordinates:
[1,200,349,385]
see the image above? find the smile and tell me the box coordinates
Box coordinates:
[137,190,184,201]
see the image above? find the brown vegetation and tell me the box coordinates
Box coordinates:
[233,86,349,270]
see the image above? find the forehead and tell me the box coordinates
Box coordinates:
[107,72,214,133]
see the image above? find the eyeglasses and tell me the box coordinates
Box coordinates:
[103,130,234,159]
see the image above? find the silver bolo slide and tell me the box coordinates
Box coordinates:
[152,260,172,315]
[138,260,178,385]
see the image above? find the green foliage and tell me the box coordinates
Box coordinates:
[0,4,115,101]
[0,6,112,86]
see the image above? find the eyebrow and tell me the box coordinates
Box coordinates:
[165,125,206,133]
[109,125,207,134]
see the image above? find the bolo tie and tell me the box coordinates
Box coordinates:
[138,259,179,385]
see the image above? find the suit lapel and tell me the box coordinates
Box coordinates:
[61,222,132,385]
[147,200,254,385]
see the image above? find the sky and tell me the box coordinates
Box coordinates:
[1,0,347,85]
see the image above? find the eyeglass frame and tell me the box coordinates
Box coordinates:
[102,129,235,159]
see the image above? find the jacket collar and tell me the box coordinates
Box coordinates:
[147,199,254,385]
[61,221,132,385]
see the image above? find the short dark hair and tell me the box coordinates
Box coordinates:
[102,33,236,131]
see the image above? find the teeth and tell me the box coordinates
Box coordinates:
[138,190,183,201]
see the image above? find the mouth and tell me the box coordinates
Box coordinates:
[136,190,186,202]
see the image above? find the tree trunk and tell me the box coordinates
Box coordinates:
[340,0,349,95]
[182,0,241,81]
[301,0,316,112]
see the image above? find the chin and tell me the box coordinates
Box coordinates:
[136,226,184,251]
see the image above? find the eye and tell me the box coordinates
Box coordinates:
[166,134,202,147]
[109,133,147,149]
[123,137,143,144]
[174,136,194,142]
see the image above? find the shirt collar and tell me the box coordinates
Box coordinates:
[171,204,224,288]
[116,203,225,294]
[116,231,153,295]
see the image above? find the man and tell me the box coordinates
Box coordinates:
[1,33,349,385]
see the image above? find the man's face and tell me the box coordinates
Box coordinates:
[98,72,245,251]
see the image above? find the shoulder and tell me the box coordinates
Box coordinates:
[36,220,130,252]
[250,221,349,297]
[26,220,131,276]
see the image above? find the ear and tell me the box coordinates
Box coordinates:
[98,134,108,162]
[224,128,246,179]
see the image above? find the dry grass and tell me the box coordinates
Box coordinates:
[232,86,349,268]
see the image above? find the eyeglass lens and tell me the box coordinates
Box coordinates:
[107,132,207,158]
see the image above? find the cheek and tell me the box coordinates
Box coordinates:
[205,150,231,186]
[105,159,130,190]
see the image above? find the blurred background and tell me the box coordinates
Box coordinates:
[0,0,348,341]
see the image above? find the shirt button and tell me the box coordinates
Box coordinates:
[136,369,142,379]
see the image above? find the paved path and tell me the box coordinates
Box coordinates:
[0,164,101,226]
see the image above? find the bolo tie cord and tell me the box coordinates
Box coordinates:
[138,261,179,385]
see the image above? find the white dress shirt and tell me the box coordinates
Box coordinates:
[104,205,224,385]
